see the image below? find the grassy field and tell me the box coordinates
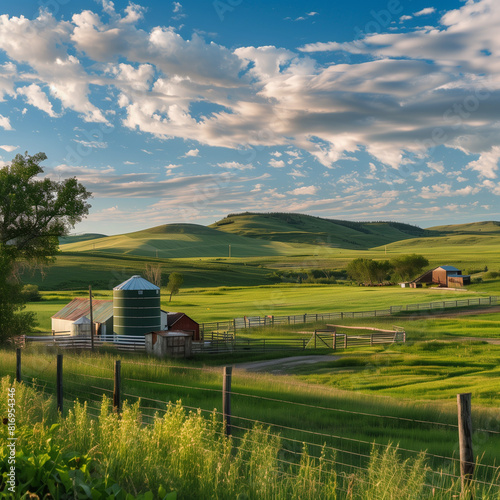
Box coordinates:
[1,345,499,498]
[5,376,497,499]
[25,280,499,331]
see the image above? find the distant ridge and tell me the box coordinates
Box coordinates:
[59,233,107,245]
[210,212,428,249]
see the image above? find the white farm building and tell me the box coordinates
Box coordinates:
[51,297,169,336]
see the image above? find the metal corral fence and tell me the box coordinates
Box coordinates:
[21,334,146,352]
[192,329,406,354]
[200,295,499,334]
[21,329,405,355]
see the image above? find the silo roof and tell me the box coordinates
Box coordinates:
[114,275,160,291]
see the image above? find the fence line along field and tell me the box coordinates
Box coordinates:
[25,284,499,332]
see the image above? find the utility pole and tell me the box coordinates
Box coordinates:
[89,285,94,351]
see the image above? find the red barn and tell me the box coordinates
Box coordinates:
[166,312,200,341]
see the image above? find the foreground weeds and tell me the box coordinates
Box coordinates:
[1,377,499,499]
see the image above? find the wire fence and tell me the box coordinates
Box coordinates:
[12,352,500,496]
[200,296,499,333]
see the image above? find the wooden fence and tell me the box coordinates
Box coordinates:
[200,295,498,334]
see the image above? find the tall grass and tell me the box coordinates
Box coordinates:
[4,378,499,499]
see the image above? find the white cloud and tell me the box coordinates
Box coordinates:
[217,161,254,170]
[269,158,285,168]
[400,15,413,22]
[184,148,199,157]
[0,0,499,180]
[414,7,436,17]
[428,161,444,174]
[288,168,307,178]
[288,185,318,195]
[420,184,480,199]
[0,114,12,130]
[482,180,500,195]
[74,139,108,149]
[465,147,500,179]
[0,145,18,152]
[173,2,182,13]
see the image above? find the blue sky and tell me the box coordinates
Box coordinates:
[1,0,499,235]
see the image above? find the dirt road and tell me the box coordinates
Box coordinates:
[234,355,339,374]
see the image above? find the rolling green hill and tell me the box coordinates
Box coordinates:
[59,222,325,259]
[210,212,427,249]
[427,220,500,234]
[59,233,107,245]
[21,216,500,290]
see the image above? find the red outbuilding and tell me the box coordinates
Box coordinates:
[166,312,201,341]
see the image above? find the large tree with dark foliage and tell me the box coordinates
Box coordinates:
[0,152,91,343]
[346,258,392,285]
[390,254,429,282]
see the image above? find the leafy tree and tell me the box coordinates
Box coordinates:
[166,272,184,302]
[390,254,429,282]
[0,252,37,341]
[0,152,91,343]
[346,258,392,285]
[22,284,42,302]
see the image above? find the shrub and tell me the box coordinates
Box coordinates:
[21,284,42,302]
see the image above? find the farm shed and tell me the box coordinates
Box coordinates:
[411,266,471,288]
[145,331,192,358]
[52,298,113,336]
[167,312,200,341]
[52,297,170,336]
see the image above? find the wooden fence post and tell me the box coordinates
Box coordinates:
[370,333,374,346]
[113,360,121,412]
[57,354,63,414]
[344,334,348,349]
[314,330,317,349]
[16,348,21,383]
[333,332,336,351]
[223,366,232,436]
[457,393,475,497]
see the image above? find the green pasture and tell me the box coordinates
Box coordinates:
[1,347,498,474]
[4,376,497,499]
[25,282,499,331]
[290,341,500,407]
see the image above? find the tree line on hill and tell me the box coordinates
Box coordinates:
[270,254,428,285]
[346,255,429,285]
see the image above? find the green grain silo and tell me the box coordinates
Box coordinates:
[113,275,161,336]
